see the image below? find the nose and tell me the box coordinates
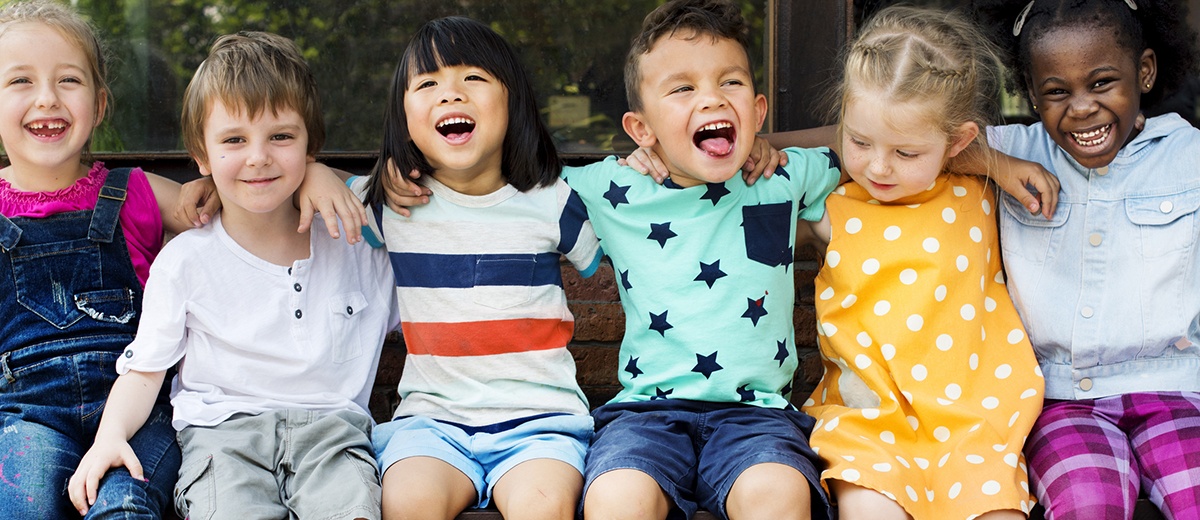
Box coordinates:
[697,85,728,111]
[1066,93,1099,119]
[245,142,271,168]
[867,152,890,178]
[439,82,466,105]
[35,83,60,110]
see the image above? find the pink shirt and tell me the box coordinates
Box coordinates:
[0,162,164,285]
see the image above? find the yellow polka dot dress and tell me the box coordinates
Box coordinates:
[803,176,1043,519]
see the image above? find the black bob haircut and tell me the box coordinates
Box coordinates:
[365,16,560,207]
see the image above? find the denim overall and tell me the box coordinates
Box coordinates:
[0,168,180,519]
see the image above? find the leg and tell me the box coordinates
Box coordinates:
[725,462,812,520]
[175,418,290,520]
[582,469,671,520]
[828,480,909,520]
[285,411,381,520]
[1122,392,1200,519]
[1025,399,1138,520]
[975,510,1027,520]
[86,403,180,520]
[492,458,582,520]
[381,457,476,520]
[0,417,83,519]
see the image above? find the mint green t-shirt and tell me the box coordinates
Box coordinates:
[563,148,841,408]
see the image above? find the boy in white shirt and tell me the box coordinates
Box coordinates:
[68,31,398,520]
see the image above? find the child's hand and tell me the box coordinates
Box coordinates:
[296,162,367,244]
[994,157,1060,218]
[618,147,671,184]
[68,439,143,516]
[383,159,431,217]
[741,136,787,186]
[175,177,220,228]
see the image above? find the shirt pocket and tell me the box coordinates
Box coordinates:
[1125,190,1200,258]
[327,291,369,363]
[999,193,1070,266]
[472,255,535,310]
[742,202,793,267]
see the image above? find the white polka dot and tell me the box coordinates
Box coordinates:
[982,199,992,215]
[862,408,880,419]
[966,454,985,464]
[982,480,1001,496]
[884,226,902,241]
[969,226,983,243]
[961,304,976,320]
[906,415,919,430]
[834,185,847,195]
[803,398,815,407]
[822,322,838,336]
[826,250,841,268]
[948,482,962,499]
[923,237,940,253]
[939,453,951,467]
[1020,388,1038,399]
[993,443,1008,452]
[945,384,962,400]
[934,285,947,301]
[942,207,957,224]
[874,300,892,316]
[926,488,935,502]
[842,294,858,308]
[912,364,928,381]
[995,364,1013,379]
[907,314,924,331]
[880,431,895,444]
[821,387,828,402]
[845,218,863,234]
[981,326,988,341]
[1035,365,1043,377]
[1009,411,1021,427]
[934,427,951,442]
[862,258,880,275]
[1007,329,1025,344]
[1021,480,1029,493]
[881,344,896,361]
[855,354,872,369]
[953,185,968,197]
[841,469,860,482]
[969,353,979,370]
[819,287,835,300]
[1005,453,1020,468]
[937,398,954,406]
[841,455,856,462]
[936,334,953,351]
[913,457,930,469]
[901,390,914,403]
[896,455,911,468]
[956,255,969,272]
[985,297,997,312]
[873,462,892,472]
[824,417,839,431]
[899,269,918,285]
[981,275,987,291]
[855,331,871,347]
[995,271,1006,284]
[906,203,921,209]
[982,397,1000,410]
[906,486,919,502]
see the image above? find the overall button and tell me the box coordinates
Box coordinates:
[1079,378,1093,391]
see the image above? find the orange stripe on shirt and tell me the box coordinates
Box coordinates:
[402,318,575,357]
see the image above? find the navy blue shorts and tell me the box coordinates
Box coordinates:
[582,400,831,520]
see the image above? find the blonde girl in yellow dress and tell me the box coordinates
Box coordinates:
[800,6,1044,520]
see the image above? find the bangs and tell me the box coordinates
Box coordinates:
[401,17,515,89]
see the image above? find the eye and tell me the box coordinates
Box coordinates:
[1091,78,1114,89]
[60,76,83,85]
[7,77,30,85]
[669,85,694,94]
[848,136,868,148]
[896,150,919,159]
[413,79,436,90]
[465,73,487,82]
[271,133,295,141]
[221,136,245,145]
[722,78,746,87]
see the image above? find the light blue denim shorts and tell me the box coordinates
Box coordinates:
[372,413,592,507]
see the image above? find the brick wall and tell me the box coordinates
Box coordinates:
[368,244,826,424]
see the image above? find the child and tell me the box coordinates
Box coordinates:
[353,16,602,520]
[561,1,841,519]
[972,0,1200,517]
[790,6,1044,519]
[67,31,398,520]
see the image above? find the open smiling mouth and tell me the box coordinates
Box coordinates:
[26,120,69,138]
[437,117,475,141]
[694,122,735,157]
[1070,124,1112,147]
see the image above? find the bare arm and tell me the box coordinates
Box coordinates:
[948,145,1059,218]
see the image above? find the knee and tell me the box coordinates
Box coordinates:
[583,470,669,520]
[726,463,812,517]
[1040,488,1134,520]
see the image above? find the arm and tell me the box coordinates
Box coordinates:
[948,146,1059,219]
[67,369,167,515]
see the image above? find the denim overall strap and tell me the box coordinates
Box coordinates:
[89,167,130,243]
[0,213,20,252]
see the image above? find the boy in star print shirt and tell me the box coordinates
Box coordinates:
[562,1,840,519]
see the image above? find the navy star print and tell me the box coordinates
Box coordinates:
[603,181,630,209]
[652,387,674,400]
[694,260,727,288]
[772,164,790,181]
[742,295,768,326]
[700,183,730,206]
[647,222,677,248]
[737,384,756,402]
[692,351,723,379]
[781,381,793,397]
[620,269,632,291]
[774,339,789,367]
[649,311,673,336]
[823,149,840,170]
[625,356,643,379]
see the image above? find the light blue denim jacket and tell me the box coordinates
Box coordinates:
[988,113,1200,400]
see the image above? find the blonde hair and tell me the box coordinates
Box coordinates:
[0,0,109,159]
[181,31,325,165]
[833,6,1002,171]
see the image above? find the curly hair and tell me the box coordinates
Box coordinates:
[972,0,1199,111]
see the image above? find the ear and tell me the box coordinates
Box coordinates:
[752,93,767,132]
[622,111,658,148]
[194,155,212,177]
[946,121,980,159]
[93,89,108,128]
[1139,48,1157,94]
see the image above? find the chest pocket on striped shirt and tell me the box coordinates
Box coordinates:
[472,255,535,310]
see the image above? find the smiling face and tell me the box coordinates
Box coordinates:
[197,100,310,220]
[622,32,766,188]
[1026,24,1155,169]
[840,91,976,202]
[0,22,105,189]
[403,63,509,195]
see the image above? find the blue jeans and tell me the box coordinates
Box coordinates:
[0,344,180,519]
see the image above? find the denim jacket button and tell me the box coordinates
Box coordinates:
[1081,306,1094,318]
[1160,200,1174,213]
[1079,378,1093,391]
[1096,166,1109,176]
[1088,233,1102,246]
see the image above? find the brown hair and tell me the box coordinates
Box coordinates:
[181,31,325,165]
